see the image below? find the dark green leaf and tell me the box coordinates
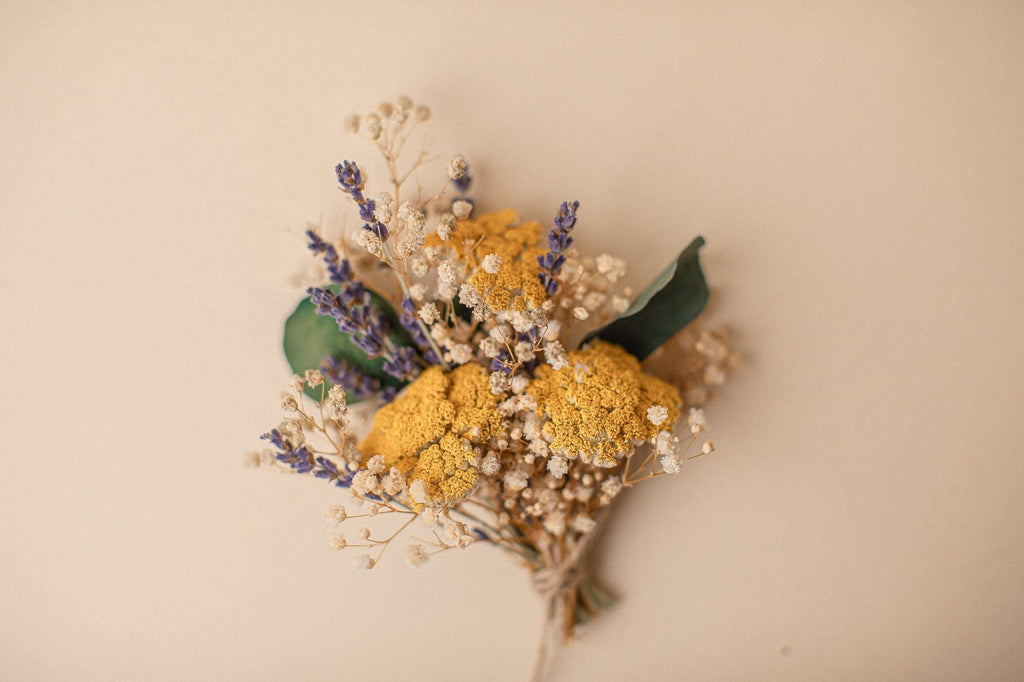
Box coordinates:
[282,288,406,403]
[581,235,708,360]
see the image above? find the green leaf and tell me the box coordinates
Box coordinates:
[282,288,406,403]
[581,235,709,360]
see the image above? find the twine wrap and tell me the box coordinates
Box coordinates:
[529,522,612,682]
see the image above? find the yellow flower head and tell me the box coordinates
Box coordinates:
[527,341,681,467]
[428,209,548,311]
[360,364,504,503]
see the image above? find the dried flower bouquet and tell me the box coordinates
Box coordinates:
[250,97,734,679]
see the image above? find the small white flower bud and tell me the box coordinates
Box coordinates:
[447,156,467,180]
[481,253,502,274]
[353,554,375,569]
[325,505,347,525]
[646,405,669,426]
[406,544,429,567]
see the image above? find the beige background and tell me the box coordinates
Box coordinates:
[2,2,1023,680]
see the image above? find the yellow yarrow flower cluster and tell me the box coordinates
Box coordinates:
[528,341,681,466]
[428,209,548,311]
[360,364,504,502]
[362,340,681,503]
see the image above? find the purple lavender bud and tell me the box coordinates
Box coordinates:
[367,307,389,336]
[321,356,382,400]
[260,422,349,485]
[307,286,335,307]
[490,351,512,374]
[362,221,389,240]
[353,331,385,357]
[335,160,364,191]
[306,229,353,286]
[537,200,580,295]
[537,253,566,272]
[327,260,351,284]
[290,447,316,474]
[335,160,365,203]
[350,307,390,358]
[553,200,579,231]
[260,429,286,450]
[263,429,316,473]
[547,230,573,253]
[306,229,327,253]
[313,456,339,480]
[306,229,341,264]
[359,199,376,222]
[334,316,360,334]
[380,386,398,403]
[399,311,428,346]
[337,281,367,306]
[382,346,420,381]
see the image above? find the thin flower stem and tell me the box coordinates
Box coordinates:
[372,513,418,563]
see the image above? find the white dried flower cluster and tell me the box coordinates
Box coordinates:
[447,156,467,180]
[481,253,502,274]
[324,384,348,422]
[544,341,569,370]
[667,327,738,407]
[547,252,633,324]
[406,544,429,567]
[647,405,669,426]
[437,214,456,241]
[660,453,683,475]
[325,504,347,525]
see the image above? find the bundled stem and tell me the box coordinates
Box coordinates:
[528,512,615,682]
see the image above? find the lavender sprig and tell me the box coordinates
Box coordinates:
[320,356,383,400]
[308,285,394,358]
[335,160,365,202]
[306,229,353,284]
[537,200,580,296]
[261,428,349,486]
[336,160,389,240]
[381,345,421,382]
